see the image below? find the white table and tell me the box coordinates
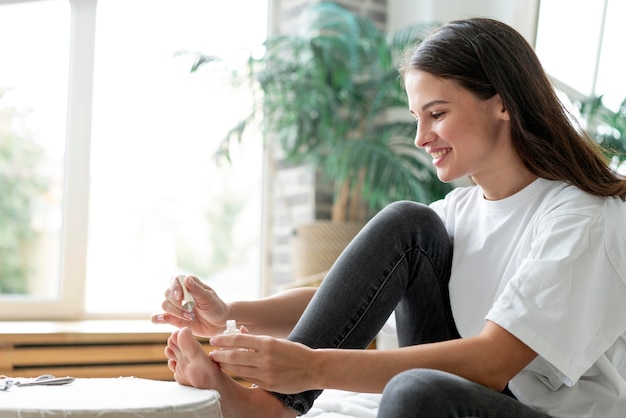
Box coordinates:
[0,377,222,418]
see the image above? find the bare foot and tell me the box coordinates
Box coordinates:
[168,327,297,418]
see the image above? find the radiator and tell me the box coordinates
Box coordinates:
[0,320,212,380]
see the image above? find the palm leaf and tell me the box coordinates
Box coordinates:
[578,96,626,165]
[186,3,451,217]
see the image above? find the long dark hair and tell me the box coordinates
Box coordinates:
[400,17,626,200]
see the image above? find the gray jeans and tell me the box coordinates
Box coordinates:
[273,201,548,417]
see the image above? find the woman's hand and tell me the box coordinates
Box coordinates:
[151,275,230,338]
[209,333,319,394]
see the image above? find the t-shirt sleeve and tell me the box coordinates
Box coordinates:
[429,184,477,231]
[429,197,447,222]
[486,203,626,386]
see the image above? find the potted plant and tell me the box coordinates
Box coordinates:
[577,95,626,170]
[186,3,451,281]
[190,3,449,217]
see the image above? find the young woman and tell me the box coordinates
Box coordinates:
[152,17,626,418]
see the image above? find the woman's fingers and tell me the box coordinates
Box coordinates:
[209,333,264,352]
[208,333,315,393]
[151,275,231,338]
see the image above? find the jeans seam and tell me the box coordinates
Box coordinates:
[417,242,457,334]
[336,243,422,348]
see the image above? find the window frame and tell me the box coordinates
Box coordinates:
[536,0,619,106]
[2,0,272,321]
[0,0,96,320]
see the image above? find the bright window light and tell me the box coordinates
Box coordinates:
[0,0,267,319]
[535,0,604,97]
[594,0,626,111]
[85,0,267,315]
[536,0,625,111]
[0,0,69,300]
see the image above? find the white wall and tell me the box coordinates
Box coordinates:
[388,0,539,46]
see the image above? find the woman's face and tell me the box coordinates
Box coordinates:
[405,70,512,185]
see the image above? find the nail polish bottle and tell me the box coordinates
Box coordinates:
[222,320,247,351]
[224,319,241,335]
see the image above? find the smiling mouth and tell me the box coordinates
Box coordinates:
[430,148,451,160]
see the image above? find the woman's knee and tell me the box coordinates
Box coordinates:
[381,200,437,222]
[379,369,478,418]
[380,368,451,408]
[369,201,446,238]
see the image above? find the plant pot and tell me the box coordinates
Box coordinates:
[291,220,365,283]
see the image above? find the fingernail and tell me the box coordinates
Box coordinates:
[174,290,181,299]
[209,338,215,345]
[156,315,165,322]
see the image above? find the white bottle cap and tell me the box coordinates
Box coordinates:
[226,319,237,334]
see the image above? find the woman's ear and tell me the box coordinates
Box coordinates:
[494,94,510,121]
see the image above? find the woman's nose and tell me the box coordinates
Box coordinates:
[415,123,433,148]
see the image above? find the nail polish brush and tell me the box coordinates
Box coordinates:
[176,275,195,321]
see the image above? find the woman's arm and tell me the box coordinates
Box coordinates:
[313,320,537,393]
[228,287,317,338]
[209,320,537,394]
[152,274,316,339]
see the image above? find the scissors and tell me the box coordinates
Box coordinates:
[0,374,75,391]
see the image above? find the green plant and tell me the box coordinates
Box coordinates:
[577,95,626,168]
[0,90,46,294]
[188,3,451,222]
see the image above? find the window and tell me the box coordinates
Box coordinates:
[592,1,625,111]
[0,0,267,320]
[0,0,69,313]
[535,0,626,111]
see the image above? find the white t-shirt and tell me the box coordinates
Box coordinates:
[429,178,626,418]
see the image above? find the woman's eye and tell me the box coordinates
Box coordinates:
[432,112,444,119]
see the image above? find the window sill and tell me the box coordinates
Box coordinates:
[0,319,177,345]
